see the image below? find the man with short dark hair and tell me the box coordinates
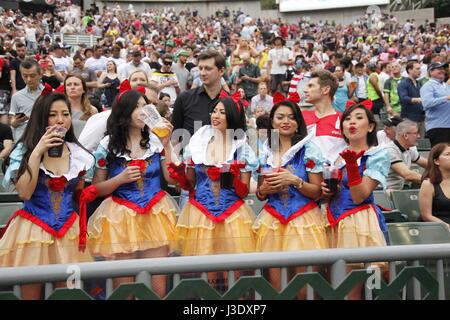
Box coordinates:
[9,59,43,141]
[118,49,152,80]
[85,45,108,77]
[303,70,346,162]
[267,36,293,95]
[398,61,425,133]
[9,43,27,95]
[237,52,261,101]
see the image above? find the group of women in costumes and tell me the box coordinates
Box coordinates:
[0,84,390,300]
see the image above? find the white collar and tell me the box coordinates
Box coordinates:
[99,132,164,161]
[189,125,246,166]
[263,129,315,167]
[40,142,94,180]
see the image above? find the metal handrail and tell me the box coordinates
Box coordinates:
[1,243,449,286]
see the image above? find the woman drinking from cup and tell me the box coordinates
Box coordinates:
[322,103,390,300]
[0,92,94,299]
[252,97,328,295]
[171,92,258,289]
[87,89,178,297]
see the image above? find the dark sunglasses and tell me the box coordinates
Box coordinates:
[163,61,173,66]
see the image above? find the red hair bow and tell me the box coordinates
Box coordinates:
[345,99,373,110]
[41,83,66,97]
[273,91,301,105]
[219,90,242,113]
[117,79,146,102]
[40,83,54,97]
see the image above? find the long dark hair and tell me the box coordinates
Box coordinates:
[210,97,247,133]
[422,143,450,184]
[13,92,86,181]
[340,104,378,147]
[106,89,150,164]
[267,100,307,149]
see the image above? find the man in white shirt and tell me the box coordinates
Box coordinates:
[250,82,273,114]
[50,44,71,77]
[150,54,179,104]
[85,45,108,77]
[107,45,126,69]
[266,36,293,95]
[118,50,152,80]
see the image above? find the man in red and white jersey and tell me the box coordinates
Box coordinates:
[303,70,347,163]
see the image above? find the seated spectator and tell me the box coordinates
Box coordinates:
[419,143,450,227]
[250,82,273,114]
[386,119,428,192]
[40,57,64,89]
[159,92,171,108]
[377,116,402,146]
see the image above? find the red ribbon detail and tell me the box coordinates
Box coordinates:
[167,162,191,190]
[345,99,373,110]
[206,166,221,181]
[78,185,98,251]
[48,176,67,192]
[40,83,54,98]
[273,91,301,105]
[117,79,147,102]
[229,161,246,176]
[219,90,242,113]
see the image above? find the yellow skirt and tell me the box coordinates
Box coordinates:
[326,206,387,249]
[253,206,328,252]
[87,194,178,258]
[0,215,93,267]
[176,201,256,256]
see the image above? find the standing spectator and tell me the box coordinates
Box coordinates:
[119,50,152,80]
[97,60,120,109]
[64,74,98,138]
[289,61,313,108]
[398,61,425,135]
[267,36,293,95]
[419,143,450,227]
[10,43,27,95]
[250,82,273,114]
[171,50,191,92]
[71,55,99,107]
[383,62,404,116]
[107,45,126,69]
[150,54,180,104]
[332,65,353,112]
[352,62,368,103]
[303,70,346,162]
[9,59,43,142]
[237,52,261,101]
[40,57,65,89]
[50,44,71,77]
[25,22,38,54]
[386,119,427,192]
[420,62,450,147]
[85,45,108,77]
[366,63,384,115]
[0,54,11,124]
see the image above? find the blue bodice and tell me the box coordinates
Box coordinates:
[327,156,388,238]
[22,170,80,232]
[261,147,317,222]
[108,153,163,209]
[192,164,242,218]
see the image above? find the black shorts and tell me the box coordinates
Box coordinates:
[270,74,286,92]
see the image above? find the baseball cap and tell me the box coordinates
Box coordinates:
[165,40,175,47]
[52,44,63,51]
[428,62,449,72]
[176,49,190,57]
[132,50,142,57]
[383,116,402,127]
[388,48,397,54]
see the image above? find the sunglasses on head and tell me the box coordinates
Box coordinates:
[163,60,173,65]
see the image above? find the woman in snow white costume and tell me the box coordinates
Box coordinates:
[0,90,94,299]
[321,103,390,300]
[253,94,328,294]
[168,92,258,286]
[87,89,178,297]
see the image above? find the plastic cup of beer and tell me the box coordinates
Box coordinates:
[138,104,170,138]
[46,125,67,157]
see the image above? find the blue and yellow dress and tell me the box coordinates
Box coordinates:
[326,146,390,248]
[176,126,259,256]
[87,134,178,258]
[0,142,94,267]
[253,132,329,252]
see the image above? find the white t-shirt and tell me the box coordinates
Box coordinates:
[118,61,152,80]
[150,71,179,104]
[267,47,293,75]
[85,56,109,73]
[25,28,37,42]
[52,56,70,73]
[78,110,111,153]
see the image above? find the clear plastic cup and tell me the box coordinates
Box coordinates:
[323,165,340,193]
[138,104,170,138]
[46,125,67,157]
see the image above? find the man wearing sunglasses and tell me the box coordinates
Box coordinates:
[149,53,180,105]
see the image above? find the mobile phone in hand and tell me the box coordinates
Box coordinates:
[15,113,26,118]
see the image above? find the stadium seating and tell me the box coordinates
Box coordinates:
[0,202,22,230]
[387,222,450,245]
[416,139,431,151]
[390,190,421,222]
